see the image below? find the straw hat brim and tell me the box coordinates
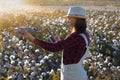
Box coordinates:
[63,15,86,19]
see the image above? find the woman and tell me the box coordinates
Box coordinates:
[24,6,90,80]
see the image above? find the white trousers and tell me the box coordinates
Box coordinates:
[61,34,90,80]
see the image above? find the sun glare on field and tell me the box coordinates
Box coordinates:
[0,0,25,7]
[0,0,28,12]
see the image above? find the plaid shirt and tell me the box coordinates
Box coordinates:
[34,32,89,65]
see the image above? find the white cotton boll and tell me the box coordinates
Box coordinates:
[56,59,59,62]
[40,59,45,64]
[117,66,120,69]
[94,21,98,25]
[108,31,115,35]
[28,63,31,67]
[88,59,92,62]
[113,41,119,47]
[34,16,38,20]
[0,53,2,57]
[24,56,29,59]
[118,32,120,37]
[36,76,40,79]
[105,24,109,28]
[46,20,50,25]
[103,38,106,41]
[44,56,49,60]
[4,55,8,60]
[26,68,30,71]
[117,66,120,71]
[52,21,56,25]
[22,46,26,49]
[108,62,112,67]
[10,55,13,60]
[94,62,97,66]
[18,61,22,64]
[97,61,100,65]
[99,63,104,68]
[35,49,40,53]
[112,39,118,44]
[99,70,103,74]
[97,54,101,58]
[31,60,36,63]
[24,49,29,53]
[11,60,15,64]
[23,74,27,78]
[49,69,54,74]
[8,75,13,79]
[104,56,111,64]
[31,67,35,71]
[83,60,88,64]
[57,68,61,71]
[41,72,46,76]
[39,78,42,80]
[36,63,40,67]
[104,60,108,64]
[19,40,24,46]
[48,54,53,57]
[97,55,100,58]
[103,67,107,71]
[7,45,11,49]
[5,62,10,68]
[47,71,50,74]
[31,72,36,77]
[10,55,15,60]
[110,66,117,71]
[12,36,19,42]
[89,66,93,70]
[100,54,103,57]
[9,39,12,43]
[60,18,66,24]
[18,62,22,67]
[24,60,29,64]
[29,45,33,49]
[16,43,20,47]
[43,22,47,26]
[104,12,107,15]
[89,76,94,80]
[38,68,41,71]
[97,54,103,58]
[62,27,67,30]
[3,38,6,41]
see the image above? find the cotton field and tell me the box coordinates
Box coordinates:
[0,6,120,80]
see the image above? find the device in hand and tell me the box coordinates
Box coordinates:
[50,34,57,42]
[14,26,40,38]
[15,26,37,34]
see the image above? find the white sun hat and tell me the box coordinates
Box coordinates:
[64,6,86,19]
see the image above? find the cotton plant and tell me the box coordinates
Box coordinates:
[0,29,61,79]
[83,10,120,80]
[0,9,120,79]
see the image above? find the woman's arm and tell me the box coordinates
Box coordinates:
[24,31,82,52]
[34,38,64,52]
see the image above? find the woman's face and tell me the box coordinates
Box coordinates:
[67,17,77,27]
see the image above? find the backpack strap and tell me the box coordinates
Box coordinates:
[79,33,89,49]
[79,34,91,63]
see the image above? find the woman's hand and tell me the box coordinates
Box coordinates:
[23,30,35,42]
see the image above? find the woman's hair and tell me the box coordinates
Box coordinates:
[72,18,87,34]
